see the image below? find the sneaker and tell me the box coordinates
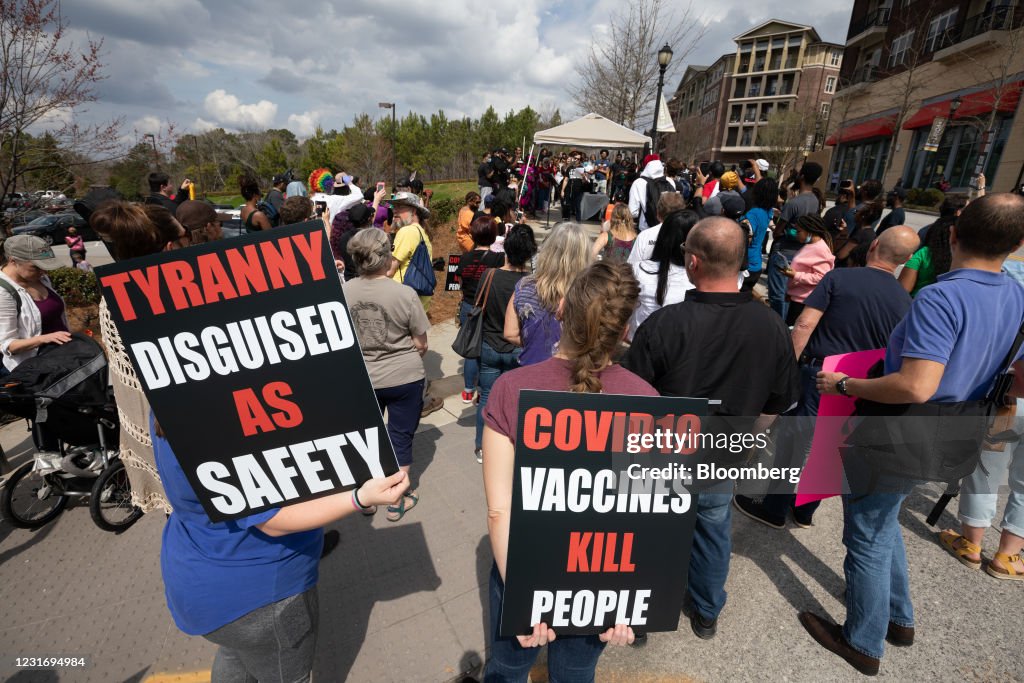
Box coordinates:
[681,593,717,640]
[733,495,786,529]
[461,390,475,404]
[475,448,483,464]
[421,395,444,418]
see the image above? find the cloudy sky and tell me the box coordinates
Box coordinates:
[57,0,854,142]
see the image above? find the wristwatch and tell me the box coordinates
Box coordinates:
[835,376,851,397]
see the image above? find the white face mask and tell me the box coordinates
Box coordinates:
[804,236,813,244]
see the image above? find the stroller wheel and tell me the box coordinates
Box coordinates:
[89,459,142,533]
[0,462,68,529]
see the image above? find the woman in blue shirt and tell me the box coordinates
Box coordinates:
[741,178,777,291]
[153,417,406,682]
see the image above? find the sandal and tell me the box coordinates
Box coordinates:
[938,529,982,569]
[386,491,419,522]
[985,552,1024,581]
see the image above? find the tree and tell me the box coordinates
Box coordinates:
[107,144,153,199]
[757,106,820,176]
[569,0,706,130]
[877,10,942,180]
[0,0,120,200]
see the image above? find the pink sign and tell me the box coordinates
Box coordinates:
[795,348,886,506]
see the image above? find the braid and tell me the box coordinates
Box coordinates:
[797,214,834,253]
[562,261,640,393]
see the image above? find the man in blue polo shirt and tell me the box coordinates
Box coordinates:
[806,193,1024,676]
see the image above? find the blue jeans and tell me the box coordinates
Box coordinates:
[484,564,605,682]
[960,427,1024,537]
[688,483,734,621]
[768,247,798,320]
[765,363,823,518]
[841,490,915,659]
[459,301,480,392]
[476,341,520,449]
[374,379,424,467]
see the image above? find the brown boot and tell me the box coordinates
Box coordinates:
[886,622,914,647]
[799,612,880,676]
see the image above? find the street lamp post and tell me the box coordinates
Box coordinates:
[378,102,397,191]
[652,44,673,152]
[143,133,159,170]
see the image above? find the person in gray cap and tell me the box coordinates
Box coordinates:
[0,235,70,372]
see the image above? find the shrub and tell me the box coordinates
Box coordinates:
[920,188,945,207]
[49,267,101,307]
[428,197,460,226]
[905,188,921,205]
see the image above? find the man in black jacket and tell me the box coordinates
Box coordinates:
[623,216,799,641]
[144,172,192,214]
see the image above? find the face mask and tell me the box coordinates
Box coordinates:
[804,236,813,244]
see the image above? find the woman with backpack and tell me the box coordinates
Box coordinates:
[591,202,638,262]
[239,174,273,232]
[504,222,591,367]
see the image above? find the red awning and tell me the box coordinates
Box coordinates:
[826,116,897,146]
[902,81,1023,129]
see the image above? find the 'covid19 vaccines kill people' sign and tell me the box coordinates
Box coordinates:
[96,221,398,522]
[500,390,705,637]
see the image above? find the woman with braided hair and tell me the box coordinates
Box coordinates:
[479,261,659,679]
[781,213,835,326]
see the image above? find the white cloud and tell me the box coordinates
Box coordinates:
[132,115,163,134]
[287,111,320,137]
[192,117,218,132]
[202,89,278,129]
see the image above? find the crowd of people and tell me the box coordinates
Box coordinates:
[38,151,1023,683]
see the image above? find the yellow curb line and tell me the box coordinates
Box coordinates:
[142,671,211,683]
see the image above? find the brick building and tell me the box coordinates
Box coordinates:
[666,20,843,166]
[826,0,1023,192]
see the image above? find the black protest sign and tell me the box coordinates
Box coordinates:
[500,390,707,637]
[444,254,462,292]
[96,221,397,522]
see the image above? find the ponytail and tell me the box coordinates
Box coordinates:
[560,261,640,393]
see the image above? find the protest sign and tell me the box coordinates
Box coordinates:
[444,254,462,292]
[795,348,885,506]
[500,390,706,637]
[96,221,398,522]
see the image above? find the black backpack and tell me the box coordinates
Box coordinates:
[642,176,676,227]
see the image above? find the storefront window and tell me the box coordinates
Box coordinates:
[905,116,1012,190]
[832,138,892,185]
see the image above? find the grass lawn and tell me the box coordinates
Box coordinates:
[205,193,243,207]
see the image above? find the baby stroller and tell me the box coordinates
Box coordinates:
[0,333,142,532]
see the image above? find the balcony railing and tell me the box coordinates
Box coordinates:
[848,7,891,41]
[927,5,1016,56]
[850,64,880,85]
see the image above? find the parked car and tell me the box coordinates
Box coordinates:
[42,197,74,213]
[212,203,240,220]
[12,213,94,243]
[2,193,32,211]
[5,209,48,228]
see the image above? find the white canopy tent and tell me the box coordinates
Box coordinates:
[533,113,651,149]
